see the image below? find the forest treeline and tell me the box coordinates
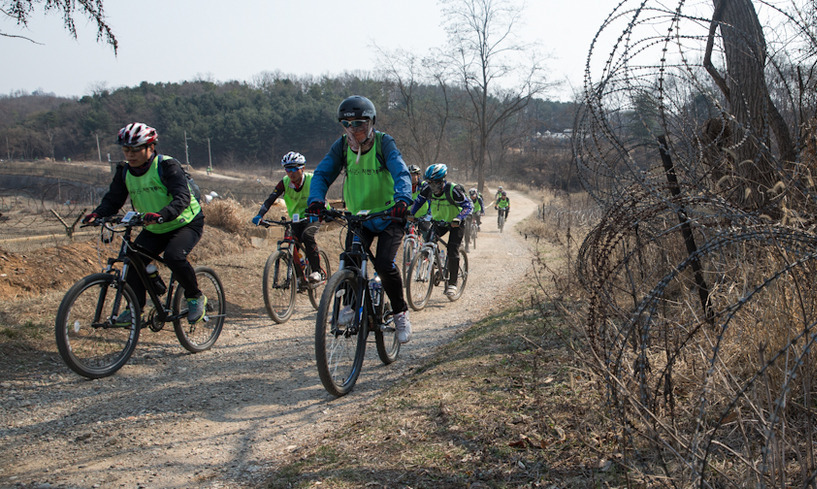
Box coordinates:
[0,73,578,190]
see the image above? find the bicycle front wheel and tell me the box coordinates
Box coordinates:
[406,249,435,311]
[447,250,469,301]
[315,269,367,397]
[173,266,226,352]
[263,250,297,323]
[55,273,140,379]
[307,249,332,310]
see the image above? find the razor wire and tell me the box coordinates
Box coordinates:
[572,1,817,486]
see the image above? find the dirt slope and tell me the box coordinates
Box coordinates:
[0,194,538,489]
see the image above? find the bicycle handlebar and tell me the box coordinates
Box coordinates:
[81,211,150,229]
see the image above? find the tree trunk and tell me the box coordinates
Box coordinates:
[709,0,795,211]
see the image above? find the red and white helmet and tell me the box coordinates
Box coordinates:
[117,123,158,147]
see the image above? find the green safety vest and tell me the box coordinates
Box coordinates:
[496,197,510,209]
[472,194,483,213]
[283,173,312,219]
[125,154,201,233]
[412,187,429,217]
[427,183,464,222]
[343,134,394,214]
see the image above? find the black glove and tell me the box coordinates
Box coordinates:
[390,201,408,220]
[307,201,326,220]
[82,212,99,224]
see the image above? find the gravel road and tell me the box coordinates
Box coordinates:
[0,193,537,489]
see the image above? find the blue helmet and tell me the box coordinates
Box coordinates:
[424,163,447,181]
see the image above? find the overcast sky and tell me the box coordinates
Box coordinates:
[1,0,611,102]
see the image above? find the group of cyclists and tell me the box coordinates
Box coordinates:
[84,95,509,350]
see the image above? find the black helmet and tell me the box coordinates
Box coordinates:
[337,95,376,124]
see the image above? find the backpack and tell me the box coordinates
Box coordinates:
[122,155,202,202]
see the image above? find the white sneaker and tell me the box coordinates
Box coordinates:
[394,311,412,344]
[445,284,458,297]
[337,305,355,328]
[308,271,322,283]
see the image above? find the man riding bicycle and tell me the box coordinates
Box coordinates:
[252,151,323,283]
[83,122,207,324]
[468,187,485,230]
[307,95,414,343]
[408,164,431,238]
[409,163,473,297]
[495,190,510,227]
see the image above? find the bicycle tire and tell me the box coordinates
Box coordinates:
[55,273,141,379]
[406,248,435,311]
[307,249,332,310]
[470,221,478,250]
[498,212,505,233]
[446,250,469,301]
[374,300,399,364]
[172,266,226,352]
[315,269,367,396]
[262,249,297,323]
[401,235,420,283]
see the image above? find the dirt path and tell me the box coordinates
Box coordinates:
[0,193,538,489]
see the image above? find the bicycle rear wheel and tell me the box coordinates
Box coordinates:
[406,249,435,311]
[173,266,226,352]
[307,249,332,310]
[374,300,399,365]
[263,250,297,323]
[55,273,140,378]
[446,250,469,301]
[315,269,367,397]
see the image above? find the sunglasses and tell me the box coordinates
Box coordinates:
[340,119,369,128]
[122,146,146,153]
[284,166,303,172]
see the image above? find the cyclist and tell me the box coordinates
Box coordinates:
[83,122,207,324]
[306,95,414,343]
[495,190,510,227]
[494,185,504,202]
[409,163,473,297]
[252,151,323,283]
[468,187,485,230]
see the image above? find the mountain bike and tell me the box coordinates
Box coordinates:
[401,220,422,283]
[314,208,401,397]
[405,220,468,311]
[497,207,508,233]
[55,211,226,379]
[259,217,331,323]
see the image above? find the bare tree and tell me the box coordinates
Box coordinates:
[2,0,117,53]
[440,0,550,192]
[375,47,452,167]
[703,0,798,210]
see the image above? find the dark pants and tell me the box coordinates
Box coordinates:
[292,220,321,272]
[345,221,407,313]
[432,222,464,286]
[129,213,204,307]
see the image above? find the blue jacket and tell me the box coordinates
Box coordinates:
[308,132,412,233]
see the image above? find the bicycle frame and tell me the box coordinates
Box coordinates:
[100,215,186,325]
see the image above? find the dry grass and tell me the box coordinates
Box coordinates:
[262,295,620,489]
